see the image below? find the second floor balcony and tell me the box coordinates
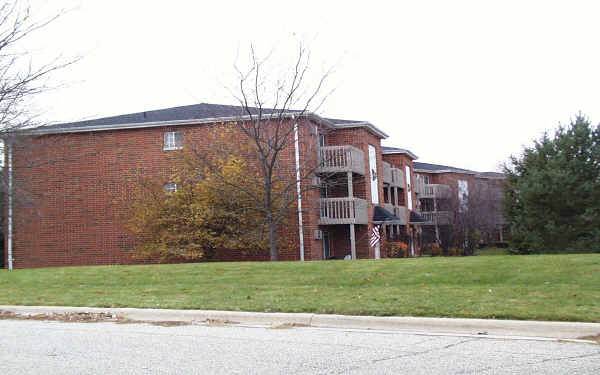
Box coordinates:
[382,162,405,187]
[420,211,451,225]
[318,146,365,175]
[319,197,368,225]
[383,203,407,225]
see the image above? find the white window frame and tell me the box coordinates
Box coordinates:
[163,131,183,150]
[165,183,178,193]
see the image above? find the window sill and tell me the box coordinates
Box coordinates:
[163,147,183,151]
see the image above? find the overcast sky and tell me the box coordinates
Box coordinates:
[23,0,600,172]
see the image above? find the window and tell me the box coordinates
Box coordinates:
[163,131,183,150]
[165,183,178,193]
[416,174,429,185]
[318,133,326,147]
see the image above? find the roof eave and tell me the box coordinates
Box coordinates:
[414,168,477,175]
[332,122,388,139]
[382,149,418,160]
[22,111,332,136]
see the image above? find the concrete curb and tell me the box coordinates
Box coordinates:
[1,305,598,343]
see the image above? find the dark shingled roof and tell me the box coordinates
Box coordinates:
[476,171,505,179]
[409,210,427,224]
[382,146,407,153]
[414,161,504,179]
[36,103,365,131]
[381,146,418,159]
[413,162,476,174]
[38,103,283,130]
[373,205,403,224]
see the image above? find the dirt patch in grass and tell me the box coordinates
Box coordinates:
[0,310,118,323]
[0,309,194,327]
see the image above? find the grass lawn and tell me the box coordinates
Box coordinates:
[474,248,511,256]
[0,254,598,322]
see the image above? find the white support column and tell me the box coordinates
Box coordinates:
[347,171,356,260]
[7,142,13,270]
[393,186,399,238]
[293,120,305,261]
[386,185,391,204]
[350,224,356,260]
[347,172,353,197]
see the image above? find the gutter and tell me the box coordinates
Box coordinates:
[381,149,419,160]
[293,117,305,261]
[6,141,12,270]
[23,112,336,136]
[24,112,389,140]
[414,168,477,175]
[332,122,388,139]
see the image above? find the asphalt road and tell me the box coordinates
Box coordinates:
[0,319,598,374]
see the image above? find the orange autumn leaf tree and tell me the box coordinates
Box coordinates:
[127,151,272,261]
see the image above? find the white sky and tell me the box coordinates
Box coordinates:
[22,0,600,172]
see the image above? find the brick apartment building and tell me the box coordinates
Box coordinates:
[3,103,506,269]
[412,162,508,246]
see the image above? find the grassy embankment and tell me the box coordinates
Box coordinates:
[0,254,598,322]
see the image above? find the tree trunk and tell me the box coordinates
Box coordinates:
[268,218,278,261]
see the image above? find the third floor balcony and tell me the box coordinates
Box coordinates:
[382,162,405,187]
[318,146,365,175]
[415,183,452,199]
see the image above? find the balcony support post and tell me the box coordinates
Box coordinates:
[347,171,353,197]
[350,223,357,260]
[386,185,391,204]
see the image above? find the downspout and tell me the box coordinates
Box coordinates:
[7,141,13,270]
[293,117,305,261]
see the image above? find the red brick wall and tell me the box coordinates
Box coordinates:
[382,153,416,226]
[326,127,384,259]
[8,119,388,268]
[8,120,311,268]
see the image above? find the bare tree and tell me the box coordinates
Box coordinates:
[0,1,77,135]
[436,179,506,255]
[1,1,78,269]
[194,44,333,261]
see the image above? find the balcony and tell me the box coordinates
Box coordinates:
[381,203,407,225]
[382,162,392,184]
[318,146,365,175]
[319,198,368,225]
[391,167,404,188]
[416,184,452,199]
[420,211,451,225]
[382,163,405,188]
[394,205,407,225]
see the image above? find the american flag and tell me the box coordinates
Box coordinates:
[369,225,381,248]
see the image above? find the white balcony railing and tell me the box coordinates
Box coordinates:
[319,198,368,225]
[381,204,407,225]
[420,211,451,225]
[318,146,365,175]
[391,167,404,188]
[416,184,452,199]
[395,205,407,225]
[382,162,392,184]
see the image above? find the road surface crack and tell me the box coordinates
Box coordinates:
[342,338,476,374]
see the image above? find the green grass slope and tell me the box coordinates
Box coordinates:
[0,254,598,322]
